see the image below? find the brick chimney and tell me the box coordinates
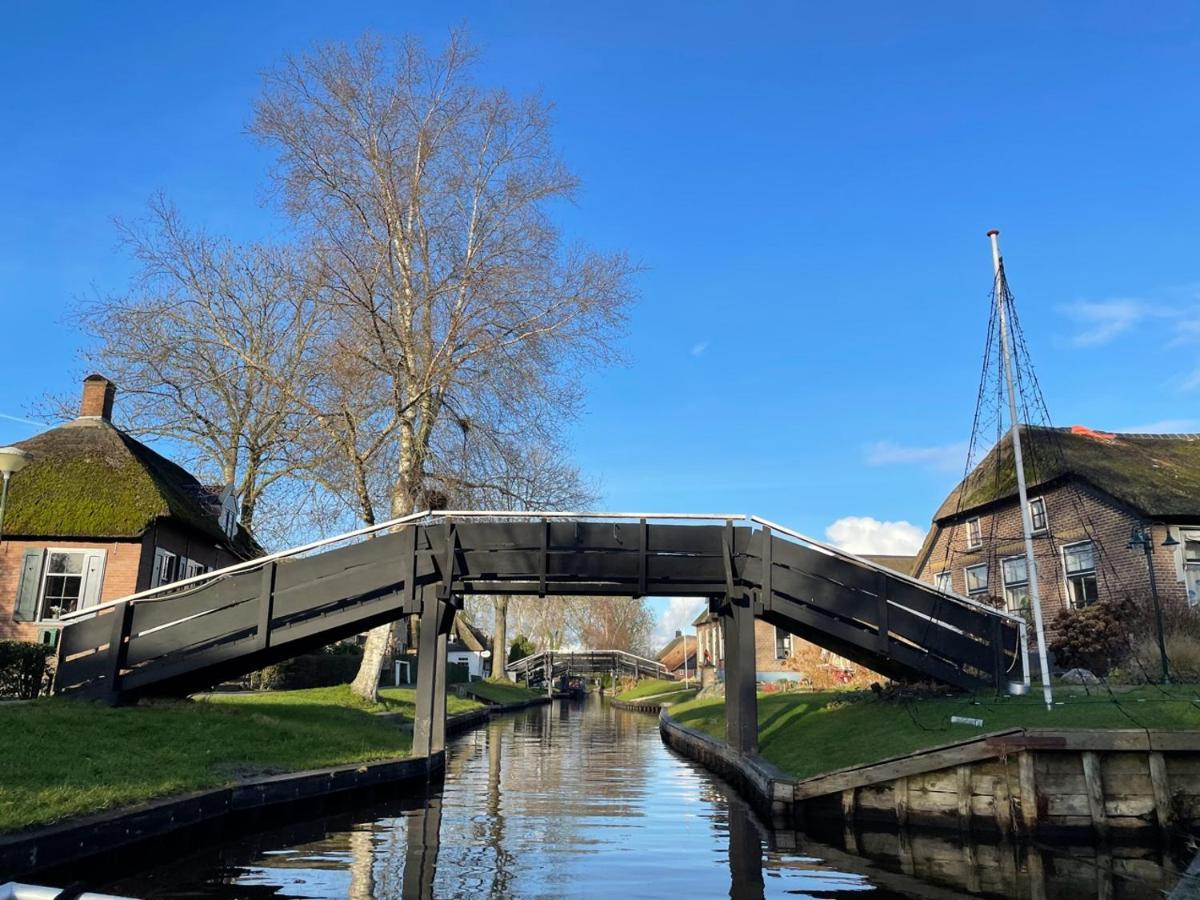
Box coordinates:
[80,374,116,420]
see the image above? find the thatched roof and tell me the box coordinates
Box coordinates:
[934,425,1200,523]
[4,417,260,557]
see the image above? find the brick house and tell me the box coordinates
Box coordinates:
[691,554,912,689]
[911,425,1200,634]
[0,375,261,644]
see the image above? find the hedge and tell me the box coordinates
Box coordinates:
[248,651,364,691]
[0,641,53,699]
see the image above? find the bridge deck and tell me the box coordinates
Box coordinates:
[508,649,669,685]
[53,512,1027,709]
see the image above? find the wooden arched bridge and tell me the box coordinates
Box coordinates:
[507,649,669,686]
[53,512,1028,761]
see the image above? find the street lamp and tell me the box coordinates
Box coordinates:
[0,446,31,543]
[1128,523,1176,684]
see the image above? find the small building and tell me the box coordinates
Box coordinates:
[912,425,1200,628]
[0,375,261,645]
[446,616,492,680]
[656,631,697,679]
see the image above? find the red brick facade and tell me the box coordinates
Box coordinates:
[913,479,1198,635]
[0,538,144,642]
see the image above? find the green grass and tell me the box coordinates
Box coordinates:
[616,678,692,701]
[668,686,1200,781]
[459,679,541,705]
[0,684,485,834]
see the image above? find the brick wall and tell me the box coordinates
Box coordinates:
[914,480,1195,636]
[0,538,144,642]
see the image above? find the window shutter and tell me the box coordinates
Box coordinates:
[81,550,107,608]
[13,549,45,621]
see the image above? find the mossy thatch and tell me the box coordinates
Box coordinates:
[935,425,1200,522]
[5,419,258,556]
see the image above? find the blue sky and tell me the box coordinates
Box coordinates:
[3,4,1199,643]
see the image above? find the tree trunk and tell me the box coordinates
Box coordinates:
[491,596,509,679]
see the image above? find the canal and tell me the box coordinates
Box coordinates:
[89,696,1186,898]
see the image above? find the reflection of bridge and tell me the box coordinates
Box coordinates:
[53,511,1028,763]
[506,649,668,686]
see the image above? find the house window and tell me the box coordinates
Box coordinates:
[966,518,982,549]
[934,571,952,593]
[964,563,989,596]
[13,549,107,623]
[1029,498,1048,533]
[774,627,792,660]
[152,548,177,588]
[1002,556,1030,615]
[1182,532,1200,607]
[39,552,85,621]
[1063,541,1099,608]
[183,559,207,580]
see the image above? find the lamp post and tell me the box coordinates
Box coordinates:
[1128,523,1176,684]
[0,446,31,544]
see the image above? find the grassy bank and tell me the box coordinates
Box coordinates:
[0,685,483,834]
[669,686,1200,781]
[459,679,542,705]
[616,678,695,702]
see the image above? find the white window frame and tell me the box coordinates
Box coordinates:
[1029,497,1048,533]
[184,559,206,580]
[1001,555,1030,614]
[774,626,792,660]
[964,562,989,596]
[1179,529,1200,607]
[934,571,952,593]
[37,548,106,622]
[1062,540,1099,609]
[966,517,982,549]
[152,548,177,588]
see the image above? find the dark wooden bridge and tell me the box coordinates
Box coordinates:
[53,512,1028,761]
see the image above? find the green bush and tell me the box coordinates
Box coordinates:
[248,649,363,691]
[0,641,53,699]
[508,634,535,664]
[1049,597,1134,676]
[447,661,471,684]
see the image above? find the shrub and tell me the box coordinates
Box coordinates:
[248,647,363,691]
[508,634,535,664]
[1122,634,1200,683]
[1048,597,1135,677]
[0,641,54,699]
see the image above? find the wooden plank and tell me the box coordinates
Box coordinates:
[131,573,260,632]
[1018,751,1038,832]
[894,776,909,827]
[956,765,972,830]
[1084,753,1108,840]
[1149,751,1173,838]
[125,598,259,667]
[59,609,118,657]
[994,763,1014,835]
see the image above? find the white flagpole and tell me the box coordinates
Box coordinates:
[988,229,1054,711]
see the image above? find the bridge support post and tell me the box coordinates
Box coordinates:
[722,593,759,756]
[413,590,456,762]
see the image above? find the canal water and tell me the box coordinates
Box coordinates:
[92,696,1187,899]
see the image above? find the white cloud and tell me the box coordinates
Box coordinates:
[864,440,969,473]
[1116,418,1199,434]
[690,341,709,357]
[825,516,925,555]
[1180,369,1200,393]
[651,597,705,649]
[1057,299,1151,347]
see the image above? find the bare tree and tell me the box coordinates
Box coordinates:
[569,597,655,656]
[66,197,320,537]
[252,31,634,699]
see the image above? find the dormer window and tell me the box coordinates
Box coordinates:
[1029,497,1048,533]
[966,517,982,549]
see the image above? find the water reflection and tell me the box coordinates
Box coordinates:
[90,696,1190,898]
